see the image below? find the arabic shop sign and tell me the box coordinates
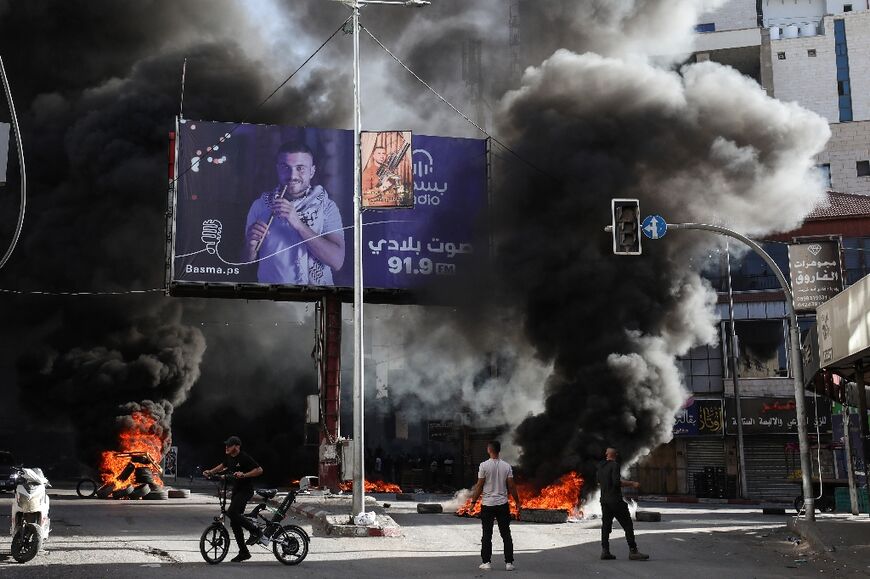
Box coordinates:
[673,398,724,436]
[788,240,843,313]
[725,397,831,435]
[427,420,457,442]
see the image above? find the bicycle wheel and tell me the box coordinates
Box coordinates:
[272,524,309,565]
[199,523,230,564]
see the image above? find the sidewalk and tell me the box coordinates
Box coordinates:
[639,494,763,505]
[787,514,870,575]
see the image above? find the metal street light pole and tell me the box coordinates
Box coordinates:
[604,219,816,522]
[335,0,429,518]
[668,223,816,522]
[724,243,750,499]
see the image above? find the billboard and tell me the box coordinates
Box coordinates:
[168,119,488,300]
[787,240,843,313]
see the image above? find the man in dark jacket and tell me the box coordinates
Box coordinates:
[597,447,649,561]
[203,436,264,562]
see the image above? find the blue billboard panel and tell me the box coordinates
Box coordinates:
[170,119,487,296]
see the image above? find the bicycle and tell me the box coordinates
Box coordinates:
[199,474,309,565]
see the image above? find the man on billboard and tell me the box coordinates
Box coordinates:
[245,141,345,285]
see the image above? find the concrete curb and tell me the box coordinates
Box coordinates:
[640,495,761,505]
[286,498,402,538]
[786,517,835,555]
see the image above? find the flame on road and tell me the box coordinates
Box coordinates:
[98,411,164,489]
[456,471,584,518]
[339,479,403,493]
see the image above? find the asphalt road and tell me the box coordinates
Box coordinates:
[0,491,863,578]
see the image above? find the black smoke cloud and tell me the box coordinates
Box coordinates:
[0,1,349,476]
[0,0,830,493]
[16,302,205,464]
[495,49,827,485]
[345,1,830,492]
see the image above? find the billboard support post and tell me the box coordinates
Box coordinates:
[340,0,430,519]
[351,0,365,519]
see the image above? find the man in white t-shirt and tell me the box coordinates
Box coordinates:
[469,440,521,572]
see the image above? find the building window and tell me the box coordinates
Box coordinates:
[818,163,832,188]
[695,23,716,33]
[838,80,850,96]
[701,242,789,292]
[777,52,786,60]
[858,160,870,177]
[843,237,870,285]
[678,345,723,393]
[808,49,817,57]
[844,4,853,12]
[834,19,853,122]
[723,320,789,379]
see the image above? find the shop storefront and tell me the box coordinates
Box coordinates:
[726,397,832,500]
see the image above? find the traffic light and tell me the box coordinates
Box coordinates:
[611,198,642,255]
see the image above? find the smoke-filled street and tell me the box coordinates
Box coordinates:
[1,0,870,575]
[0,490,863,578]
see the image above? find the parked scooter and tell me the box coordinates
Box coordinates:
[9,467,50,563]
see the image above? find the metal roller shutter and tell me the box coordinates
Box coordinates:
[744,436,796,501]
[686,438,726,495]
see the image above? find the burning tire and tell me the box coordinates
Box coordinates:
[111,485,135,499]
[144,489,169,500]
[134,467,155,485]
[167,489,190,499]
[416,503,443,514]
[76,478,98,498]
[130,483,151,499]
[96,484,115,499]
[519,508,568,524]
[118,462,136,482]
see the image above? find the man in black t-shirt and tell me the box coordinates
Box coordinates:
[203,436,264,562]
[596,447,649,561]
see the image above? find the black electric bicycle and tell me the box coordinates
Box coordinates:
[199,474,309,565]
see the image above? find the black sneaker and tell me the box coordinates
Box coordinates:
[601,551,616,560]
[245,531,262,546]
[230,551,252,562]
[629,549,650,561]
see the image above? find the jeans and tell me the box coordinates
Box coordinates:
[481,502,514,564]
[601,499,637,551]
[227,488,257,553]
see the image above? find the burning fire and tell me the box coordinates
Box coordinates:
[99,411,165,488]
[339,479,403,493]
[456,471,584,518]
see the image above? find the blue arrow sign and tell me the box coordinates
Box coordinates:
[642,215,667,240]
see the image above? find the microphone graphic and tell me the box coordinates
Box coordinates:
[201,219,223,254]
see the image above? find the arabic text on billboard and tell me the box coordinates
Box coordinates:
[170,120,487,293]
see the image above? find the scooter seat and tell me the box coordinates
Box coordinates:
[255,488,278,499]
